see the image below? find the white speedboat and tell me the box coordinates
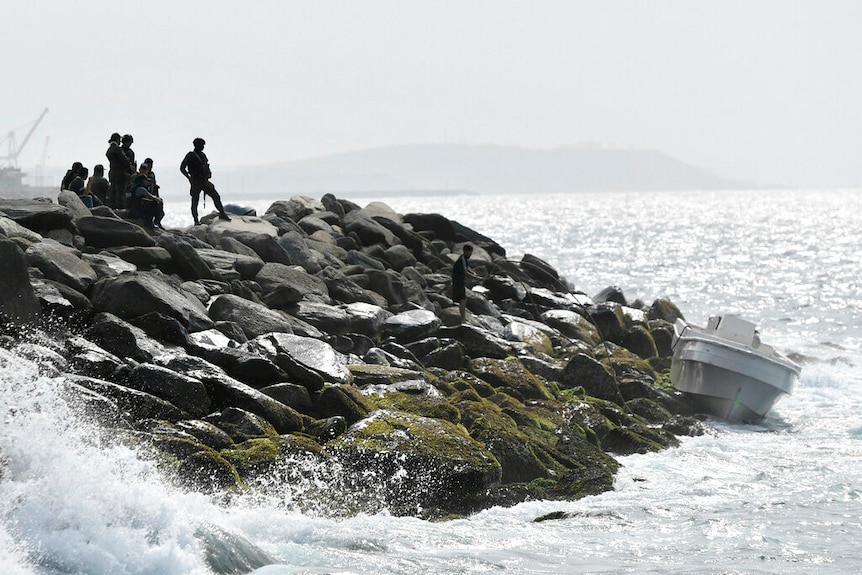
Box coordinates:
[670,314,800,422]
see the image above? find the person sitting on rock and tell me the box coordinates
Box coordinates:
[138,162,165,228]
[127,173,163,229]
[180,137,231,225]
[86,164,109,207]
[60,162,84,190]
[68,166,88,198]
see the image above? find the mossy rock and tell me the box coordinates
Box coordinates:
[367,390,462,424]
[305,416,348,442]
[177,450,243,492]
[468,357,555,401]
[220,437,280,480]
[593,342,657,381]
[347,364,427,387]
[647,298,684,323]
[203,407,279,443]
[324,409,501,515]
[313,384,374,423]
[600,427,668,455]
[561,353,625,405]
[625,397,673,424]
[621,325,658,360]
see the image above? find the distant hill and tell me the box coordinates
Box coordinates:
[206,144,754,199]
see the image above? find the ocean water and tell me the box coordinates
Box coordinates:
[3,188,861,574]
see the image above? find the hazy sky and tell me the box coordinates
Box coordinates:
[3,0,860,187]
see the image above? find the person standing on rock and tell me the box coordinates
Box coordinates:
[453,244,481,324]
[106,133,131,208]
[180,137,231,225]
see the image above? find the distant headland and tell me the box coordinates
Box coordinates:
[212,144,754,199]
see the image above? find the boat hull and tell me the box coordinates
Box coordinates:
[671,321,800,422]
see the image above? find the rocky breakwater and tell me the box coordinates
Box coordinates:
[0,192,704,519]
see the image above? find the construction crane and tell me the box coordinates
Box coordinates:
[1,108,49,169]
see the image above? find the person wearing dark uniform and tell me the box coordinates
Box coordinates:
[180,137,231,225]
[106,133,130,208]
[452,244,480,324]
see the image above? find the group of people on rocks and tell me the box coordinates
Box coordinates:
[60,134,231,228]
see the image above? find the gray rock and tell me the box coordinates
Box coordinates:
[254,262,331,304]
[57,190,92,219]
[259,382,313,413]
[0,215,43,242]
[365,269,407,309]
[124,363,211,416]
[91,271,214,332]
[77,216,156,248]
[266,196,324,222]
[208,294,294,339]
[254,332,352,385]
[540,309,601,346]
[106,246,173,268]
[220,230,291,265]
[197,248,265,280]
[155,234,218,281]
[164,355,303,434]
[383,309,441,343]
[0,239,41,324]
[342,211,401,248]
[0,198,73,231]
[341,302,391,339]
[82,251,137,278]
[85,312,174,363]
[383,244,417,272]
[291,301,352,335]
[25,240,97,293]
[437,325,513,359]
[68,374,186,422]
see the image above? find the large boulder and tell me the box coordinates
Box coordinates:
[0,239,41,324]
[0,215,43,242]
[85,312,174,363]
[383,309,441,343]
[76,216,156,248]
[290,302,353,335]
[342,211,401,248]
[82,252,137,278]
[561,353,625,405]
[25,240,97,293]
[540,309,601,346]
[57,190,92,220]
[208,294,294,339]
[251,332,352,385]
[90,271,214,331]
[204,216,278,246]
[155,234,218,281]
[163,355,303,434]
[0,198,73,232]
[220,230,291,265]
[324,409,501,516]
[254,263,331,304]
[266,196,324,222]
[341,302,391,339]
[196,248,264,281]
[123,364,212,417]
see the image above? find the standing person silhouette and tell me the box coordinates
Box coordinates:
[452,244,481,324]
[180,137,231,225]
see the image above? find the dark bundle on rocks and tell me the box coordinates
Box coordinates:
[0,193,704,519]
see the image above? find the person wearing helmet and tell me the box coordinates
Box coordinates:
[179,137,231,225]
